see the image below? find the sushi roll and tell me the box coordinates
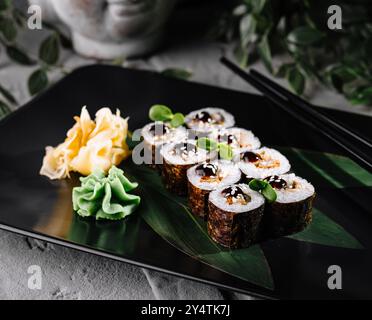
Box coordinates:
[209,127,261,153]
[208,184,265,248]
[237,147,290,180]
[160,140,217,196]
[185,107,235,136]
[142,122,187,169]
[261,174,315,238]
[187,160,241,219]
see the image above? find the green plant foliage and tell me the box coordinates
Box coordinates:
[28,69,48,96]
[215,0,372,106]
[0,1,68,100]
[0,84,17,104]
[39,33,60,65]
[0,15,17,41]
[0,99,10,119]
[6,46,35,65]
[161,68,193,80]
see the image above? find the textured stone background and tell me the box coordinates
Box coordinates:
[0,0,370,300]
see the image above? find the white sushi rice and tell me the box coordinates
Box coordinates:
[238,147,291,179]
[209,127,261,152]
[185,108,235,133]
[274,173,315,204]
[160,140,217,166]
[187,160,241,191]
[209,184,265,213]
[142,122,187,146]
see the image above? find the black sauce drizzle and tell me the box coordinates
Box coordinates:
[265,175,287,189]
[195,163,218,177]
[241,151,261,163]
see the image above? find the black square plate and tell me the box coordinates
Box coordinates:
[0,65,371,299]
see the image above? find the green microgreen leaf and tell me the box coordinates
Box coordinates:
[217,143,233,160]
[248,179,268,191]
[248,179,277,202]
[197,137,218,152]
[170,113,185,128]
[261,184,277,203]
[197,138,233,160]
[149,104,173,122]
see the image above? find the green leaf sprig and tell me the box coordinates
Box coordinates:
[0,2,71,98]
[248,179,277,203]
[196,137,233,161]
[212,0,372,106]
[149,104,185,128]
[161,68,193,80]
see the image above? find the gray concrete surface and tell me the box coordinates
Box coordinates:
[0,0,370,301]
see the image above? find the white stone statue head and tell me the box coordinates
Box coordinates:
[29,0,178,59]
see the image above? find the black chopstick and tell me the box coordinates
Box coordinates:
[249,68,372,149]
[220,56,372,171]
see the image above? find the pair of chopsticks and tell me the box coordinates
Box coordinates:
[220,57,372,171]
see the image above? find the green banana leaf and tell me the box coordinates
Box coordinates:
[278,147,372,188]
[123,148,367,290]
[287,208,363,249]
[127,163,274,290]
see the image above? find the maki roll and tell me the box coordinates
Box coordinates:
[208,184,265,248]
[210,127,261,153]
[160,140,217,196]
[238,147,290,180]
[185,107,235,136]
[142,122,186,169]
[262,174,315,238]
[187,160,241,219]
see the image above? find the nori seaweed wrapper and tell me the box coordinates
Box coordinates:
[144,142,162,172]
[188,181,210,219]
[261,194,316,239]
[207,202,264,249]
[162,159,192,196]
